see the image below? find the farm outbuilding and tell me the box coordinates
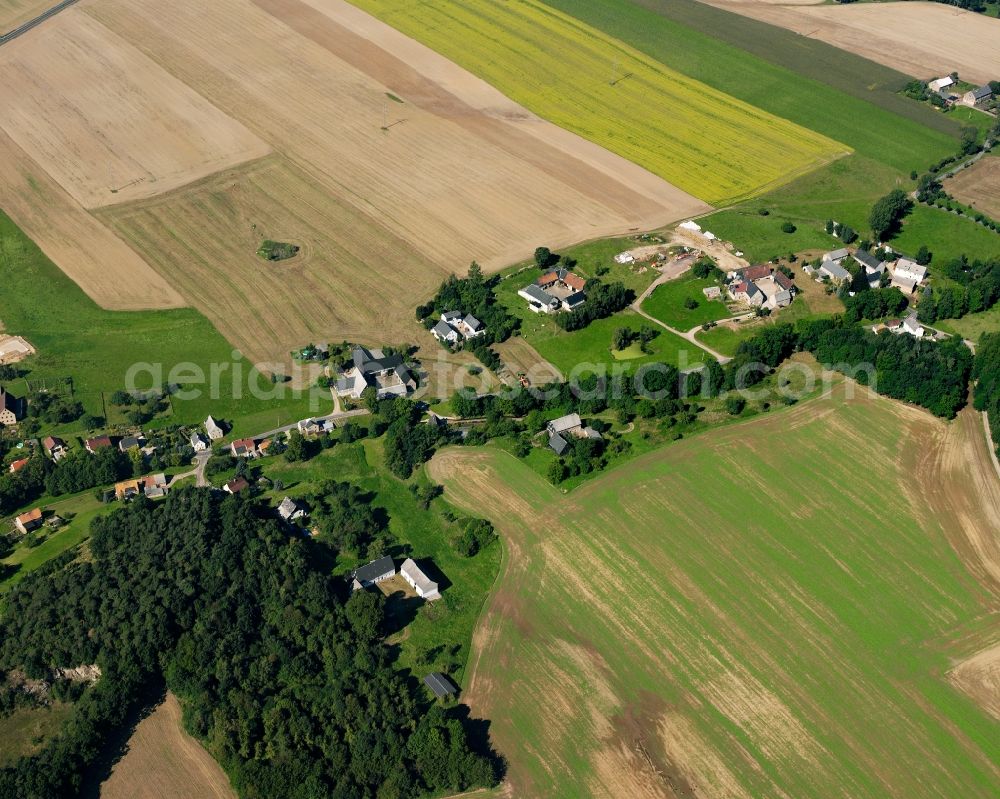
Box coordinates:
[423,672,457,699]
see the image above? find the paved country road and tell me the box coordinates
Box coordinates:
[0,0,79,45]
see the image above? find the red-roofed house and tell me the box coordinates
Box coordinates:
[230,438,258,458]
[15,508,42,534]
[85,436,113,453]
[740,264,772,282]
[8,458,29,474]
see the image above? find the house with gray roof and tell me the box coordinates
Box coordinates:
[431,319,460,344]
[823,247,850,264]
[352,555,395,589]
[335,347,416,400]
[964,84,993,107]
[818,261,851,283]
[518,283,561,313]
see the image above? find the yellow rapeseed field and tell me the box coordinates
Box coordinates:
[348,0,849,205]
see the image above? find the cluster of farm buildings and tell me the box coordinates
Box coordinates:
[926,75,994,108]
[724,264,796,310]
[517,268,588,314]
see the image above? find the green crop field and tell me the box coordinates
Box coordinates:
[348,0,847,205]
[0,211,324,438]
[429,394,1000,798]
[545,0,958,174]
[640,274,732,330]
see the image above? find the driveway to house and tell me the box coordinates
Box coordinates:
[168,449,212,489]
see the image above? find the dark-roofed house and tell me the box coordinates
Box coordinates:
[0,389,23,427]
[336,347,417,400]
[423,672,457,699]
[517,283,561,313]
[431,318,460,344]
[119,436,144,453]
[964,85,993,107]
[352,555,395,589]
[549,433,569,456]
[852,250,883,272]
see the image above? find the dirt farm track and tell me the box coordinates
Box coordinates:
[0,0,707,361]
[702,1,1000,85]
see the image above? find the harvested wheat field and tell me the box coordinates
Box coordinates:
[99,156,448,362]
[428,391,1000,798]
[702,1,1000,85]
[0,0,50,34]
[0,130,185,311]
[946,156,1000,221]
[0,9,270,209]
[100,693,236,799]
[0,0,708,358]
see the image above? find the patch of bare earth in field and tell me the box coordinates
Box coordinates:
[100,692,235,799]
[945,157,1000,221]
[950,643,1000,721]
[700,1,1000,85]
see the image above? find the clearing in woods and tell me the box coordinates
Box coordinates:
[427,392,1000,798]
[99,693,236,799]
[700,1,1000,86]
[346,0,848,205]
[944,156,1000,221]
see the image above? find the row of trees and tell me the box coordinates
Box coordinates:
[0,489,500,798]
[973,333,1000,451]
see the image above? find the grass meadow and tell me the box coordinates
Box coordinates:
[429,393,1000,798]
[640,274,732,330]
[0,211,323,438]
[348,0,846,204]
